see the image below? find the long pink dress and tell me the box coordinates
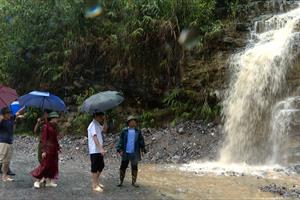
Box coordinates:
[31,122,60,179]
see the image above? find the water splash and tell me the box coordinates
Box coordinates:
[270,97,300,165]
[220,5,300,165]
[180,161,285,178]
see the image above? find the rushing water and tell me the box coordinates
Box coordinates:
[269,96,300,165]
[220,4,300,165]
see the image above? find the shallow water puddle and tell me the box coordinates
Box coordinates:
[138,163,300,199]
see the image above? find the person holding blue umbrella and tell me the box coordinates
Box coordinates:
[18,91,66,188]
[19,91,66,164]
[31,112,61,189]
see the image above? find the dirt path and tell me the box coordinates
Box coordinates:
[0,137,299,199]
[0,137,166,200]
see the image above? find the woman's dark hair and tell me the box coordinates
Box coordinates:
[1,107,11,115]
[93,111,105,118]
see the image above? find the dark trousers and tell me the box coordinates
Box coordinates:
[120,159,138,171]
[119,156,139,185]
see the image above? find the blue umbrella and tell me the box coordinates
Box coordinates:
[10,101,21,116]
[18,91,67,112]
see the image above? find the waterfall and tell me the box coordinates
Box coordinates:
[220,5,300,165]
[269,96,300,165]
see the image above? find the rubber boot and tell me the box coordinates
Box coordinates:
[117,169,126,187]
[131,170,139,188]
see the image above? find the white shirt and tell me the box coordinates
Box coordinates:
[87,119,103,154]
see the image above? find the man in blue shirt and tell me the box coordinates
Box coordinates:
[116,115,146,187]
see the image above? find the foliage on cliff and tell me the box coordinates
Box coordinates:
[0,0,238,128]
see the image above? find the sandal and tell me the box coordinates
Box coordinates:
[93,186,103,192]
[3,177,14,182]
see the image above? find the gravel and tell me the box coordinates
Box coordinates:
[260,184,300,198]
[14,120,223,165]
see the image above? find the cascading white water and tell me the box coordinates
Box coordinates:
[269,96,300,165]
[220,5,300,165]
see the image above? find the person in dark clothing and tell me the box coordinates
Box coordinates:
[0,106,25,177]
[33,110,51,163]
[116,115,146,187]
[31,112,61,188]
[0,107,24,181]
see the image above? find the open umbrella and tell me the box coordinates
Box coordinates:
[0,85,18,109]
[18,91,67,112]
[80,91,124,114]
[10,101,21,116]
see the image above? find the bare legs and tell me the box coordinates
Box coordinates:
[92,172,103,192]
[2,162,8,179]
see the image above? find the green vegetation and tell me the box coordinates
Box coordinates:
[0,0,217,93]
[0,0,235,130]
[163,88,220,123]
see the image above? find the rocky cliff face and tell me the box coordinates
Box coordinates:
[182,0,300,107]
[58,0,300,119]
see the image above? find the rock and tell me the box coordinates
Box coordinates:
[176,188,187,193]
[73,81,83,88]
[236,23,250,32]
[64,86,75,91]
[260,184,300,198]
[293,20,300,32]
[172,155,180,162]
[15,119,222,165]
[207,123,214,128]
[178,127,184,135]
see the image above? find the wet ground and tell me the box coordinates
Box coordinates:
[0,137,299,199]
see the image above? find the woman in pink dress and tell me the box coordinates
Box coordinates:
[31,112,60,188]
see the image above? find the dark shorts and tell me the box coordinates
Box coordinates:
[90,153,105,173]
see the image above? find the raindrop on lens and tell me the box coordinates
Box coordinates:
[6,16,14,25]
[84,1,103,18]
[24,51,32,61]
[178,28,201,49]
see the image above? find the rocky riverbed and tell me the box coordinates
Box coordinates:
[27,120,223,165]
[260,184,300,198]
[1,120,299,199]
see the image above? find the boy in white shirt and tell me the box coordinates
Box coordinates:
[87,111,107,192]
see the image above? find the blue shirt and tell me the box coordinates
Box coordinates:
[126,128,136,154]
[0,117,14,144]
